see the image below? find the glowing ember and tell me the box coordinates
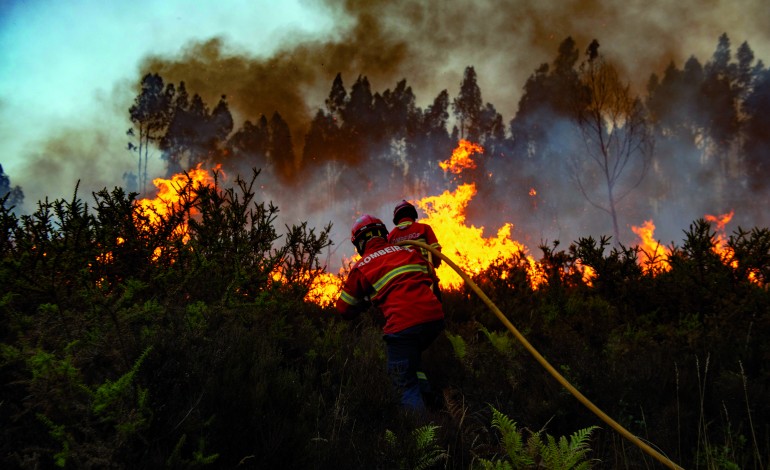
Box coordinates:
[438,139,482,174]
[630,220,671,273]
[529,188,537,197]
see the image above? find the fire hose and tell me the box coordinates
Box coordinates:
[396,239,683,470]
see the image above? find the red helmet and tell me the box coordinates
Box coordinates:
[393,200,418,225]
[351,214,388,255]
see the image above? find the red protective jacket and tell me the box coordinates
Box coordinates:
[336,237,443,334]
[387,219,442,267]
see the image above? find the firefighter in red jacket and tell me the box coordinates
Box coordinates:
[336,214,445,412]
[388,200,442,268]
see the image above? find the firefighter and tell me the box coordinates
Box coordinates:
[336,214,445,412]
[387,200,442,268]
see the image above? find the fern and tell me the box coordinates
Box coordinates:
[478,406,598,469]
[384,424,448,469]
[385,429,397,447]
[413,425,447,470]
[166,434,220,467]
[477,406,535,468]
[479,325,515,355]
[530,425,598,470]
[477,460,514,470]
[445,331,467,360]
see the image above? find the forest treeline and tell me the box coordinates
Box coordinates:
[115,33,770,243]
[1,34,769,468]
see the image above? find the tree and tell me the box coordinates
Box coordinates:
[701,33,741,174]
[209,96,234,147]
[647,35,748,212]
[229,115,270,171]
[507,37,583,229]
[423,90,450,137]
[479,103,506,157]
[453,66,483,141]
[325,72,347,119]
[645,60,706,215]
[161,93,205,175]
[0,164,24,210]
[571,40,654,244]
[743,63,770,190]
[340,75,376,165]
[129,73,173,194]
[160,93,233,175]
[269,112,296,180]
[646,59,703,137]
[412,90,452,187]
[303,74,347,167]
[376,78,417,139]
[734,40,758,103]
[509,37,581,168]
[374,78,423,186]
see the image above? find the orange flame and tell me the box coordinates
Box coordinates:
[576,261,596,286]
[133,165,352,305]
[631,220,671,274]
[132,164,220,260]
[135,164,219,239]
[631,211,760,285]
[305,269,345,307]
[704,210,734,232]
[702,211,758,283]
[705,210,734,262]
[438,139,482,174]
[306,140,551,304]
[702,211,760,284]
[419,141,545,290]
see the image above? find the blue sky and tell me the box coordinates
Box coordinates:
[0,0,334,206]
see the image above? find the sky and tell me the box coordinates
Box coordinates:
[1,0,769,260]
[0,0,335,207]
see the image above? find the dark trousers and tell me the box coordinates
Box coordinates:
[383,319,445,411]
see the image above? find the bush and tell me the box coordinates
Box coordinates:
[2,172,768,468]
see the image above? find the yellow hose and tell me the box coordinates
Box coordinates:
[396,239,683,470]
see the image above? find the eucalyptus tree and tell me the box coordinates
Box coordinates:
[452,66,483,142]
[571,40,654,244]
[128,73,174,194]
